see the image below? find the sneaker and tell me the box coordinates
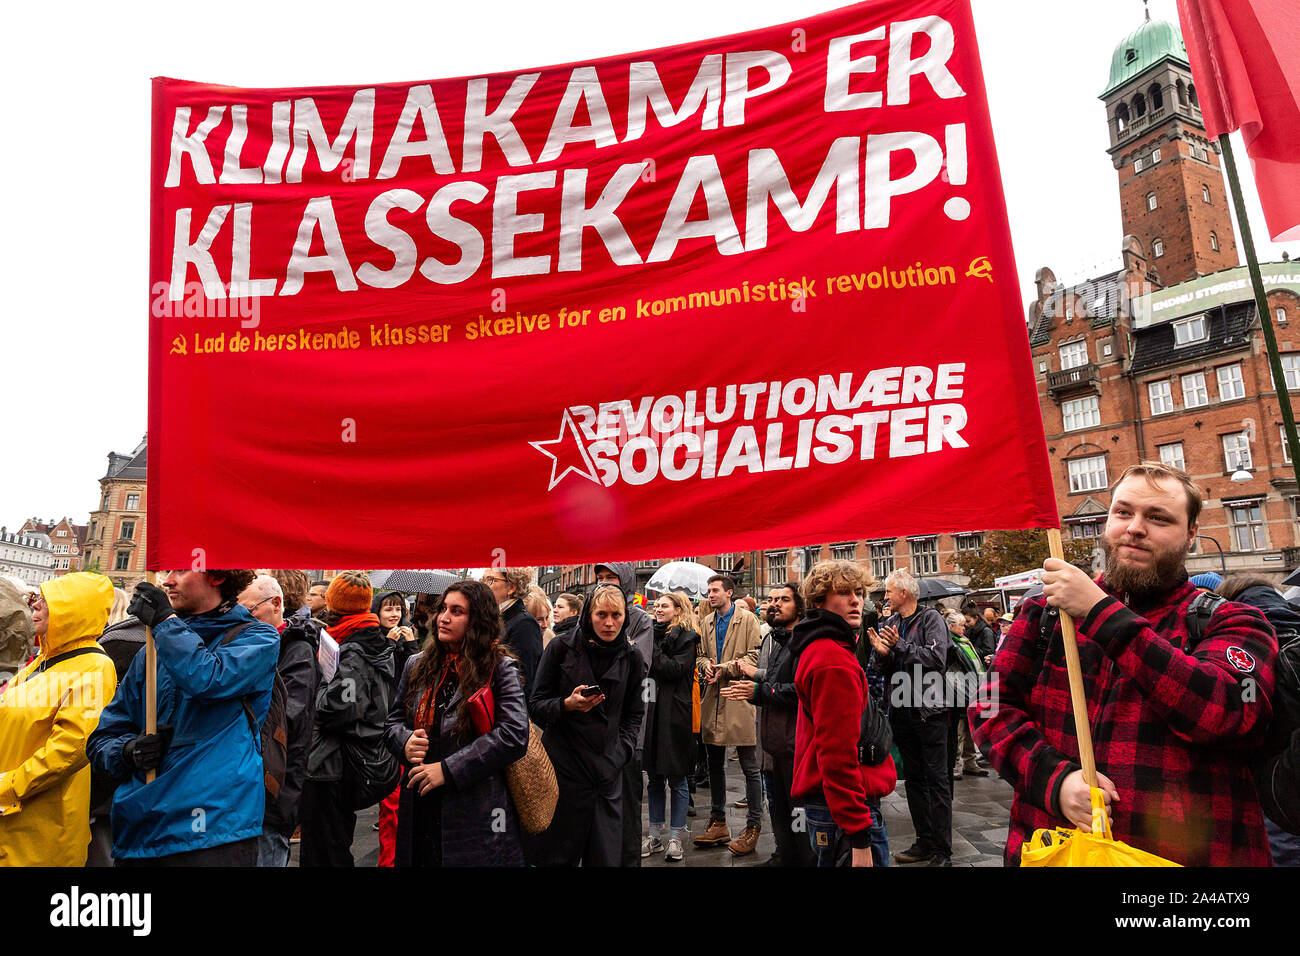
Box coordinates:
[727,825,761,856]
[641,835,665,857]
[963,766,989,777]
[926,853,953,867]
[665,838,684,862]
[732,798,748,808]
[693,818,731,846]
[894,842,931,864]
[952,769,964,780]
[289,827,301,845]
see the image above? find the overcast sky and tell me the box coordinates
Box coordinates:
[1,0,1292,527]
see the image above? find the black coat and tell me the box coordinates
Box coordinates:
[307,624,394,782]
[528,596,645,865]
[968,619,998,663]
[642,623,697,778]
[266,610,321,835]
[503,599,544,692]
[383,653,530,866]
[755,626,799,760]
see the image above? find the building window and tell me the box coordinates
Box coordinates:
[1281,354,1300,390]
[1223,432,1253,472]
[1069,518,1105,540]
[1068,455,1108,493]
[1152,148,1161,164]
[114,551,130,571]
[101,492,110,510]
[1038,361,1048,374]
[1181,371,1209,408]
[121,521,135,541]
[1227,501,1267,552]
[830,543,856,562]
[126,494,140,511]
[1135,156,1145,173]
[765,551,787,584]
[1148,380,1174,415]
[909,537,938,576]
[954,533,984,555]
[1147,191,1157,211]
[1280,307,1289,326]
[1217,363,1245,400]
[798,547,820,577]
[1059,340,1088,370]
[1062,396,1100,431]
[1202,183,1212,203]
[870,540,896,580]
[1173,315,1208,346]
[1158,442,1187,471]
[1283,426,1295,465]
[1210,231,1220,252]
[1153,238,1165,257]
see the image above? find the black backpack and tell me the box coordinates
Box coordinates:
[858,691,893,766]
[220,623,289,813]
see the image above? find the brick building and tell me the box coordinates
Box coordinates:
[17,517,87,575]
[1030,14,1300,578]
[81,435,149,590]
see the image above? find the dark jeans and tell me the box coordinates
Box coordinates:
[800,793,889,868]
[707,744,762,828]
[299,779,357,867]
[621,750,643,866]
[892,708,952,858]
[764,755,814,866]
[115,836,258,867]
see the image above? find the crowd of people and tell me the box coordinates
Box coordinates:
[2,460,1299,867]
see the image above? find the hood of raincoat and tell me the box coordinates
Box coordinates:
[593,561,636,601]
[38,572,114,657]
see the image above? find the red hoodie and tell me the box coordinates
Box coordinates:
[791,609,897,845]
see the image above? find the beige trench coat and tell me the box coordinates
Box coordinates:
[695,604,762,746]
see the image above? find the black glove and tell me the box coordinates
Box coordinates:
[122,725,175,774]
[129,581,176,629]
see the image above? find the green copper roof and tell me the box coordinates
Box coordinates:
[1103,17,1188,96]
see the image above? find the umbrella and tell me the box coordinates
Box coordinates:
[1284,567,1300,588]
[916,578,967,600]
[645,561,716,600]
[369,569,460,595]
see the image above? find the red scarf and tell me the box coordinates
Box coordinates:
[330,612,380,642]
[416,650,461,731]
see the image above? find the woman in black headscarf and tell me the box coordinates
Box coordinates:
[528,583,646,866]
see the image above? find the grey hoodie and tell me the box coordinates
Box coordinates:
[595,561,654,750]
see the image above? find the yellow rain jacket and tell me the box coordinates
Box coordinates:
[0,572,117,866]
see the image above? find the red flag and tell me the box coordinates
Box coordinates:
[1178,0,1300,241]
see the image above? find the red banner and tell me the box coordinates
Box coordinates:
[148,0,1057,571]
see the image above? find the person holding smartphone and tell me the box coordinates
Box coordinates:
[529,583,646,866]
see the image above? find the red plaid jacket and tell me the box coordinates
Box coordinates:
[970,576,1277,866]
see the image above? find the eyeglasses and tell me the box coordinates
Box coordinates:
[482,576,505,585]
[242,596,275,613]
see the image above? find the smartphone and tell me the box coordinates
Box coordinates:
[579,684,603,698]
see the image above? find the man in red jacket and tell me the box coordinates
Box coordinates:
[972,462,1277,866]
[791,560,898,867]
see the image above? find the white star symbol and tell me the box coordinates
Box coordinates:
[529,409,602,491]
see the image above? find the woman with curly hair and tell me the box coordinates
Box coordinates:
[383,580,530,867]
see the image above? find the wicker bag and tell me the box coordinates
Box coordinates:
[506,721,558,833]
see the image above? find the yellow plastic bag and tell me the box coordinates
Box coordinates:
[1020,788,1181,867]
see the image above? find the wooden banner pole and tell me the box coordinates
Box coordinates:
[1046,528,1097,789]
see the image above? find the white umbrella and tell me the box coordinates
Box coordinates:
[645,561,717,600]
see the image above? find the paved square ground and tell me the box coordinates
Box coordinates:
[302,755,1014,867]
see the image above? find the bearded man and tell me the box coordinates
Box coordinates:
[971,462,1278,866]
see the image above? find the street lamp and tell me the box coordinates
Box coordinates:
[1230,469,1253,483]
[1194,535,1227,574]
